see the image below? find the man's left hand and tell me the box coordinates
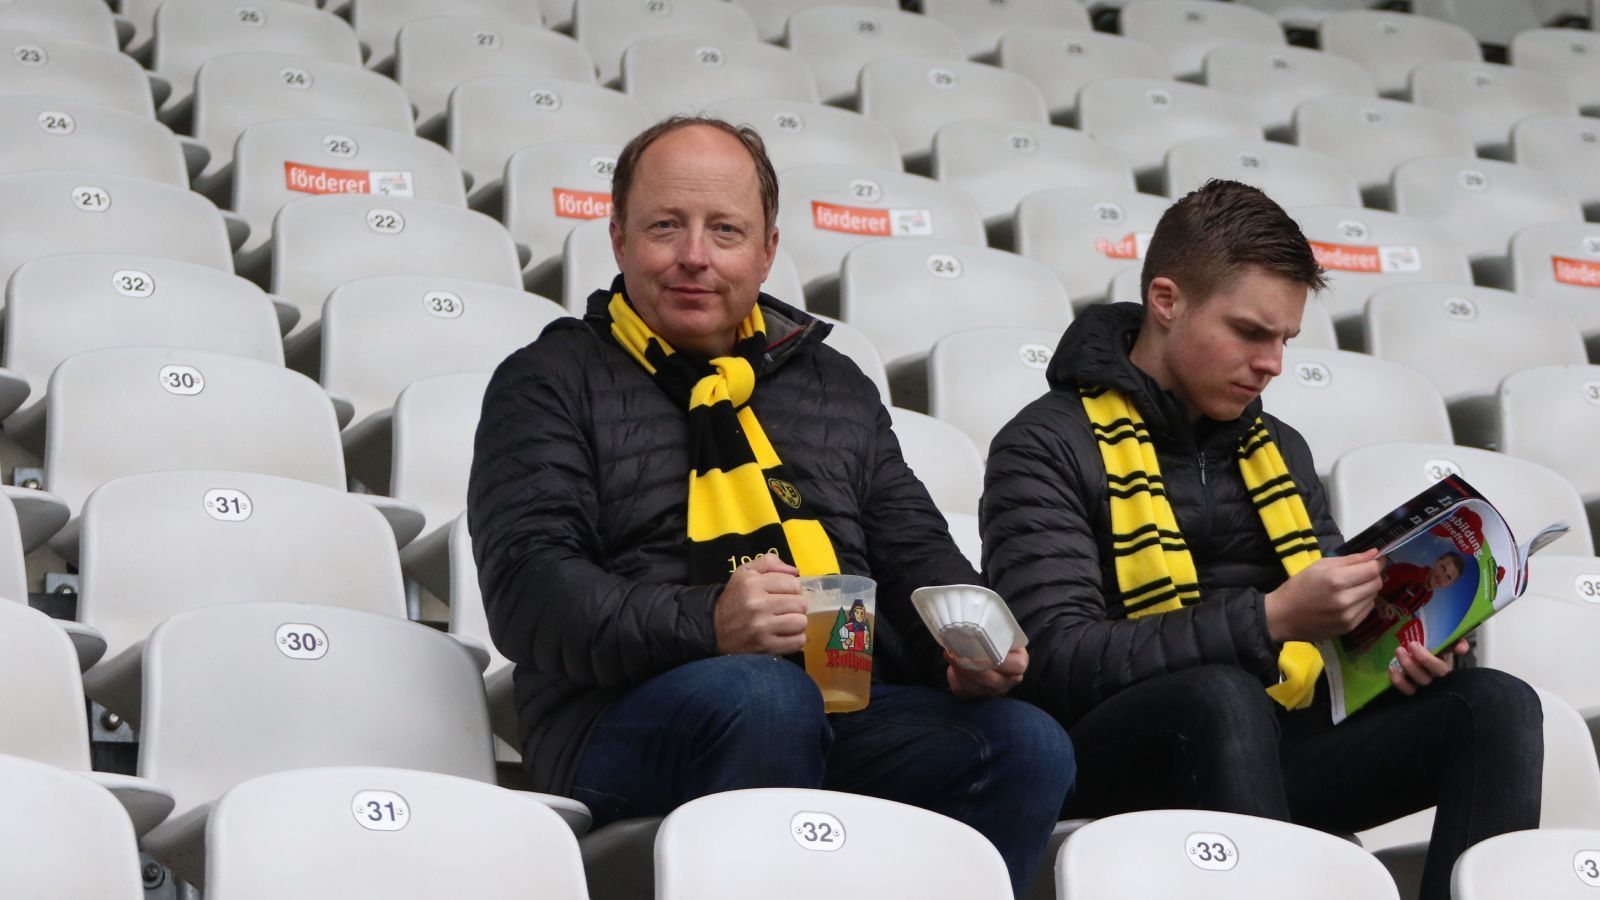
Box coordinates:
[946,647,1027,699]
[1389,638,1470,695]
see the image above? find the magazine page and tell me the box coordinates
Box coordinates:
[1319,498,1518,724]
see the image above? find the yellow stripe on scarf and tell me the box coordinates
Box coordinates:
[1083,386,1323,710]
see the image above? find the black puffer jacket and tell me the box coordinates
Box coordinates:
[469,290,975,794]
[981,302,1342,728]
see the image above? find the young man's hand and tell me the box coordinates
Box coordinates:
[946,647,1027,699]
[1389,638,1470,695]
[713,554,807,655]
[1263,549,1384,642]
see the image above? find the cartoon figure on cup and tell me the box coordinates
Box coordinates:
[838,599,872,653]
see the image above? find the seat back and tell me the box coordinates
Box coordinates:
[1509,221,1600,344]
[0,29,156,117]
[1391,156,1580,262]
[858,56,1047,161]
[887,407,982,515]
[395,17,595,128]
[1202,42,1375,135]
[622,35,817,118]
[0,96,187,186]
[702,98,902,172]
[730,0,896,42]
[0,0,119,49]
[1288,205,1472,326]
[0,754,144,900]
[44,347,346,515]
[1454,828,1600,900]
[206,767,588,900]
[1496,365,1600,500]
[998,28,1168,123]
[1480,555,1600,723]
[390,373,493,536]
[1164,137,1360,207]
[575,0,758,84]
[1292,95,1475,204]
[1077,77,1261,176]
[785,5,963,104]
[1014,187,1170,307]
[932,119,1134,226]
[1510,28,1600,114]
[1411,0,1544,47]
[1120,0,1286,80]
[926,0,1089,58]
[1318,10,1480,96]
[815,315,890,403]
[1410,60,1576,155]
[1512,114,1600,217]
[448,512,511,677]
[656,788,1011,898]
[926,326,1057,457]
[0,493,32,603]
[504,140,621,273]
[350,0,542,70]
[152,0,360,113]
[0,600,91,770]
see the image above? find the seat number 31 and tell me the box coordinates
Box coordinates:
[352,790,410,832]
[1185,832,1238,871]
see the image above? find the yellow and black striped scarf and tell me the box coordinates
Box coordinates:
[608,291,840,583]
[1081,386,1323,710]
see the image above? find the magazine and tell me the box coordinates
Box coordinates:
[1318,474,1569,724]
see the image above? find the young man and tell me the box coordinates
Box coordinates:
[982,180,1542,900]
[469,117,1073,896]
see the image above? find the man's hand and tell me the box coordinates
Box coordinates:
[1264,549,1384,642]
[946,647,1027,699]
[1389,638,1469,695]
[713,554,807,655]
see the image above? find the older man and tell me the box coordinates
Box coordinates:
[468,117,1073,895]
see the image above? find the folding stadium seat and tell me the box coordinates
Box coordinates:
[1291,95,1476,207]
[1259,349,1453,477]
[656,788,1012,898]
[76,470,409,727]
[1317,10,1481,98]
[784,5,964,105]
[1201,43,1375,138]
[41,347,424,553]
[1229,0,1377,31]
[2,254,284,447]
[1454,828,1600,900]
[728,0,892,42]
[857,58,1048,166]
[1288,206,1472,334]
[447,76,652,206]
[349,0,543,71]
[396,17,596,135]
[231,119,468,274]
[838,240,1071,399]
[1162,137,1360,207]
[1365,284,1586,447]
[1510,28,1600,115]
[0,29,161,118]
[816,314,891,402]
[1411,0,1544,48]
[575,0,759,86]
[504,141,622,282]
[924,327,1058,457]
[0,96,192,188]
[135,602,519,886]
[205,767,590,900]
[1493,365,1600,523]
[1076,78,1261,187]
[0,0,121,50]
[559,216,810,314]
[942,511,982,569]
[191,53,415,191]
[1058,809,1400,899]
[997,28,1169,125]
[931,119,1135,238]
[1509,222,1600,357]
[1106,266,1143,303]
[0,497,71,655]
[621,36,818,119]
[920,0,1090,60]
[1512,115,1600,220]
[1013,186,1171,308]
[701,98,903,172]
[0,754,148,900]
[1408,61,1576,158]
[1118,0,1287,82]
[445,513,520,752]
[1481,555,1600,743]
[150,0,361,118]
[887,407,983,515]
[0,172,235,308]
[1391,157,1581,283]
[268,194,523,364]
[774,164,986,299]
[1328,443,1592,556]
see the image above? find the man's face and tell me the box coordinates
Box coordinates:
[1158,266,1307,422]
[611,125,778,357]
[1427,554,1464,590]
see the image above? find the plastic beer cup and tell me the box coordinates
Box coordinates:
[799,574,877,713]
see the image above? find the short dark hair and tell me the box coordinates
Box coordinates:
[1140,179,1327,304]
[610,116,780,234]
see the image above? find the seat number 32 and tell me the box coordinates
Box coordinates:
[1185,832,1238,871]
[790,812,845,852]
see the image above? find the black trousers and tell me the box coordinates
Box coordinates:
[1062,664,1544,900]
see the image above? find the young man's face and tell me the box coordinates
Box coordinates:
[1158,266,1307,422]
[611,125,779,357]
[1427,554,1464,590]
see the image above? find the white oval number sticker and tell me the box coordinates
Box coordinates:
[1146,88,1172,107]
[928,68,957,89]
[1575,850,1600,886]
[1337,219,1369,241]
[366,209,404,234]
[352,790,410,832]
[773,111,804,132]
[1574,574,1600,603]
[1458,169,1487,191]
[473,30,502,49]
[528,89,561,110]
[1581,381,1600,405]
[280,67,312,89]
[38,110,74,134]
[324,134,358,158]
[1019,343,1051,369]
[1583,236,1600,257]
[790,811,845,852]
[927,254,962,278]
[1008,133,1036,153]
[159,365,204,396]
[695,46,724,66]
[1443,297,1477,320]
[424,290,464,318]
[849,179,882,202]
[14,44,47,66]
[236,7,265,25]
[73,185,110,212]
[1294,362,1332,388]
[204,489,252,522]
[113,269,155,298]
[276,623,328,660]
[591,156,617,179]
[1423,458,1461,481]
[1185,832,1239,871]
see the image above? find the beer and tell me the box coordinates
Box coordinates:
[799,575,877,713]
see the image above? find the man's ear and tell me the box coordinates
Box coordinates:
[759,225,779,282]
[609,216,625,268]
[1145,275,1180,327]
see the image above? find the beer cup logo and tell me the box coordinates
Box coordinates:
[824,600,873,671]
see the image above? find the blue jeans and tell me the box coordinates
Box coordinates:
[570,655,1076,897]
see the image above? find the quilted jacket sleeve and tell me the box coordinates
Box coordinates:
[467,334,721,690]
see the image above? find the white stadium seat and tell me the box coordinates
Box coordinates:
[997,28,1169,124]
[1202,42,1375,137]
[887,407,983,515]
[1494,365,1600,517]
[349,0,543,71]
[1162,137,1360,207]
[0,96,190,188]
[1291,94,1476,207]
[621,36,818,118]
[1014,187,1171,308]
[1411,0,1544,48]
[504,140,621,282]
[1077,78,1260,186]
[703,98,903,172]
[1509,222,1600,356]
[1511,115,1600,220]
[0,29,160,118]
[1407,60,1577,157]
[784,5,963,105]
[574,0,758,85]
[1288,205,1472,332]
[1480,554,1600,742]
[922,0,1091,59]
[0,754,147,900]
[395,18,596,133]
[931,118,1135,233]
[925,326,1057,456]
[1119,0,1287,81]
[1317,10,1480,98]
[858,57,1048,164]
[0,0,120,50]
[730,0,897,42]
[1453,828,1600,900]
[1510,28,1600,115]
